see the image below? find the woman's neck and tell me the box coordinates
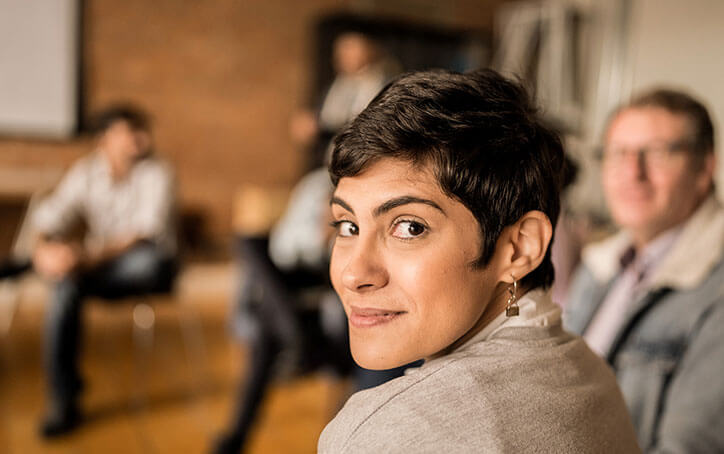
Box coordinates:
[429,283,524,360]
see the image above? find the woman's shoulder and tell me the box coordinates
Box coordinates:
[318,358,461,453]
[319,329,638,453]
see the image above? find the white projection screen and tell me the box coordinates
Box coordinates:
[0,0,80,139]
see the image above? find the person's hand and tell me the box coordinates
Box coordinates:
[82,235,139,268]
[33,241,80,280]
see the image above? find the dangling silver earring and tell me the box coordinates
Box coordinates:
[506,275,519,317]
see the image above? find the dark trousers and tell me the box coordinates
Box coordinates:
[221,237,346,450]
[44,242,177,408]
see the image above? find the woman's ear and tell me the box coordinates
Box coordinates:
[496,210,553,283]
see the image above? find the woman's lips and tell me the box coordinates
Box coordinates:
[348,306,406,328]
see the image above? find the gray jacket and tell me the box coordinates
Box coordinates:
[565,194,724,453]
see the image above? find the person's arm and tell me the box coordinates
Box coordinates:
[32,237,81,280]
[650,298,724,453]
[32,160,87,241]
[79,235,142,268]
[31,161,87,279]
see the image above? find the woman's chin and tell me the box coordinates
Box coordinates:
[351,347,414,371]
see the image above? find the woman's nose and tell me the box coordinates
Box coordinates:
[340,243,388,292]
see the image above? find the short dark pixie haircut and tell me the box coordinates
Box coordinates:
[623,88,715,156]
[330,68,565,290]
[91,104,151,135]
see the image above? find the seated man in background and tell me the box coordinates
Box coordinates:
[32,105,177,438]
[565,89,724,452]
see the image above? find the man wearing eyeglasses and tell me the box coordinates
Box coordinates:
[565,89,723,453]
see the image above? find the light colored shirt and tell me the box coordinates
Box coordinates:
[32,152,177,255]
[472,288,563,342]
[318,62,392,132]
[583,227,681,357]
[268,167,333,271]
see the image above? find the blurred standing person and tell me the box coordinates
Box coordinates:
[565,89,724,452]
[289,31,401,169]
[32,106,177,438]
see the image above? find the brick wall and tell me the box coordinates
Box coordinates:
[0,0,504,249]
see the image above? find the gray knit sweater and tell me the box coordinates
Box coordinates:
[319,311,640,453]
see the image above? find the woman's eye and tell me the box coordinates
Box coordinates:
[332,220,358,237]
[391,220,427,239]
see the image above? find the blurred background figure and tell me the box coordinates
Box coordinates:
[31,105,177,438]
[213,30,408,454]
[564,89,723,452]
[549,153,582,306]
[221,165,419,454]
[215,167,342,454]
[290,31,400,170]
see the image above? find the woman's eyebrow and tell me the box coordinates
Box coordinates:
[330,196,354,214]
[374,196,446,217]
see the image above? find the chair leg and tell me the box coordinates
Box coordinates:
[130,300,160,453]
[131,301,155,408]
[131,297,211,434]
[176,298,211,435]
[126,296,211,446]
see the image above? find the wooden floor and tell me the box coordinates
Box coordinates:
[0,262,346,454]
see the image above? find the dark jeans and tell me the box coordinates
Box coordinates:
[221,237,343,450]
[44,242,177,408]
[0,257,31,279]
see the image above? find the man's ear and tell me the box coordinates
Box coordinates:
[695,152,716,195]
[495,210,553,283]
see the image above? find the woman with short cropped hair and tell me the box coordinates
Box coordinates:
[318,69,640,453]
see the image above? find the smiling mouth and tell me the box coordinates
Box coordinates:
[348,307,406,328]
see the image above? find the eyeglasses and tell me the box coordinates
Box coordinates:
[598,140,695,169]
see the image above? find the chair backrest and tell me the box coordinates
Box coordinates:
[232,184,291,237]
[11,189,51,260]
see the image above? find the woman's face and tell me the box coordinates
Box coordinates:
[330,158,501,370]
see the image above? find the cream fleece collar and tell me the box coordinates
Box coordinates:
[582,194,724,290]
